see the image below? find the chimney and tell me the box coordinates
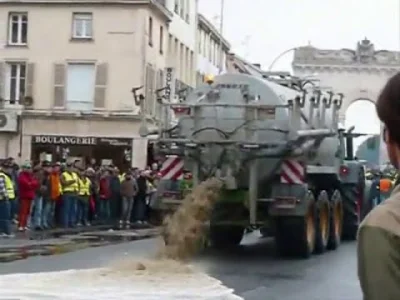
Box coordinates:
[253,63,261,68]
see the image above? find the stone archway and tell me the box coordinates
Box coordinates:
[338,88,379,124]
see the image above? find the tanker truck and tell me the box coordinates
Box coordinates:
[136,73,373,258]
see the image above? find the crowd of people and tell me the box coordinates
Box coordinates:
[0,157,159,238]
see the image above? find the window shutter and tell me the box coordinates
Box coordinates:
[0,62,4,102]
[150,66,156,114]
[145,64,151,114]
[53,63,65,108]
[26,63,35,97]
[94,62,108,109]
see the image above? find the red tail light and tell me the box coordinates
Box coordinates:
[340,165,349,176]
[172,106,191,116]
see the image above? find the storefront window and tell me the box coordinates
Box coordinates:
[31,135,133,171]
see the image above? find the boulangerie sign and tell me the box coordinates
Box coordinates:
[32,135,132,146]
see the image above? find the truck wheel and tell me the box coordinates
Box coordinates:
[314,190,330,254]
[260,227,269,238]
[327,190,343,250]
[275,191,316,258]
[208,202,247,249]
[209,225,244,248]
[340,184,359,240]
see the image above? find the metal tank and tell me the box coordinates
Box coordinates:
[171,73,341,187]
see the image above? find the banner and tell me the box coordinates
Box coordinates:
[164,67,176,103]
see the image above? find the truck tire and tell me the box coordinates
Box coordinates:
[209,225,244,248]
[260,227,269,238]
[341,170,365,240]
[314,190,330,254]
[275,191,316,258]
[208,202,246,249]
[327,190,343,250]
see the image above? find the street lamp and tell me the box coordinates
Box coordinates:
[267,47,299,71]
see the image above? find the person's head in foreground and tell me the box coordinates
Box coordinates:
[376,72,400,170]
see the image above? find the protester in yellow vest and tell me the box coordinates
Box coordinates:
[77,169,92,226]
[0,162,15,227]
[0,162,15,220]
[0,162,12,236]
[60,162,78,228]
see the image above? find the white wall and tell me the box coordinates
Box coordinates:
[165,0,197,50]
[197,54,220,75]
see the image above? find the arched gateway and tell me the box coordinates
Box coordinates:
[292,38,400,164]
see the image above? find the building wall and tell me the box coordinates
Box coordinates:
[0,4,168,112]
[0,3,169,166]
[164,0,197,87]
[195,14,230,86]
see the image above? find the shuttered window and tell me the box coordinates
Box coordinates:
[53,63,65,107]
[145,64,156,115]
[66,63,95,111]
[154,69,164,119]
[94,63,107,109]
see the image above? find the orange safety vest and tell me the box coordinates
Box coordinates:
[380,178,392,193]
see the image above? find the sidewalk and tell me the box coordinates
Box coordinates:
[0,226,161,263]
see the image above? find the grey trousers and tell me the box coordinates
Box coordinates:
[121,196,134,222]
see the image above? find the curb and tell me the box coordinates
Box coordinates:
[0,229,160,263]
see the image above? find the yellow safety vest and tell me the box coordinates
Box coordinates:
[59,182,63,195]
[72,172,79,192]
[0,172,14,199]
[62,172,77,193]
[79,177,91,196]
[119,173,125,182]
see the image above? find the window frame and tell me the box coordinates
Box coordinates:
[148,16,153,47]
[8,12,28,46]
[4,62,27,104]
[65,62,96,111]
[72,12,93,40]
[159,25,164,54]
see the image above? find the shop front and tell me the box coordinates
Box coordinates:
[31,135,133,170]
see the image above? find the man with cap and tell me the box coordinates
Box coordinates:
[60,162,79,228]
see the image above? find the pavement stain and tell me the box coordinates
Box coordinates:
[0,227,161,264]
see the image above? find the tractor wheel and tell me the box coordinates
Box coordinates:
[327,190,343,250]
[209,225,244,248]
[340,169,365,240]
[275,191,316,259]
[208,202,246,249]
[314,190,330,254]
[260,227,269,238]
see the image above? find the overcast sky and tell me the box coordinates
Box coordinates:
[198,0,393,150]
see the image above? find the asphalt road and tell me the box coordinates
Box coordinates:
[0,232,361,300]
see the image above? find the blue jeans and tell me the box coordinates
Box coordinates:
[99,199,110,221]
[77,196,89,225]
[63,193,77,228]
[42,200,56,228]
[0,200,11,235]
[9,198,17,220]
[32,196,43,228]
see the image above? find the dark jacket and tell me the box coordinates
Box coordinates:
[136,176,147,196]
[109,175,121,195]
[37,171,51,200]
